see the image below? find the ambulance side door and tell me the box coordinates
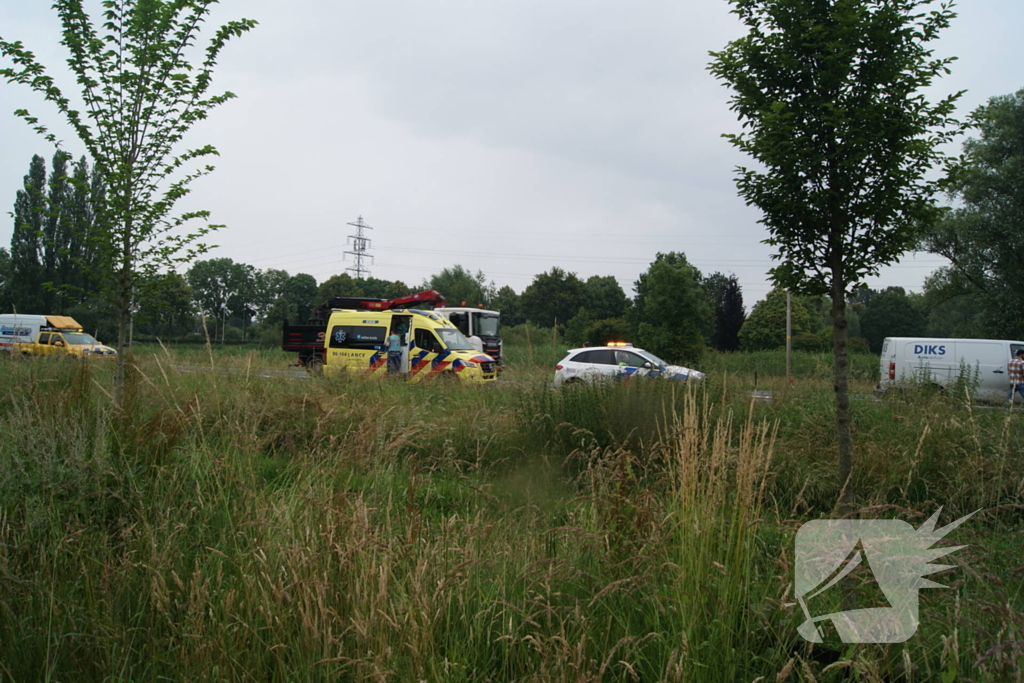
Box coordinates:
[409,325,444,382]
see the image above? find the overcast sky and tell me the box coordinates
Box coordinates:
[2,1,1021,306]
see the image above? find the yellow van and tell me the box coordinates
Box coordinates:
[322,309,497,383]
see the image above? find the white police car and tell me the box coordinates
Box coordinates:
[553,342,704,386]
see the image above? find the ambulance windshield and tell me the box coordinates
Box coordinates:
[436,328,474,351]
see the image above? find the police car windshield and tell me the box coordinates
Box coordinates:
[63,332,99,345]
[639,349,669,367]
[437,328,475,351]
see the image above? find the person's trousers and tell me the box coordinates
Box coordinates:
[1007,383,1024,406]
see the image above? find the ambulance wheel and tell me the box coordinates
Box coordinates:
[306,357,323,376]
[438,370,458,383]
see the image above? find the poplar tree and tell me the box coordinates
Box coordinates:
[8,155,47,313]
[1,1,256,406]
[44,150,71,311]
[710,0,962,510]
[714,274,745,352]
[65,157,95,300]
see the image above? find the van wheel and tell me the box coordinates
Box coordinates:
[437,370,458,383]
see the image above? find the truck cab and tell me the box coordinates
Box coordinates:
[323,308,497,383]
[433,307,502,364]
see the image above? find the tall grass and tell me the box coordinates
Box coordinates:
[0,347,1021,681]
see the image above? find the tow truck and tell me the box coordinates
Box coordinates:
[433,306,502,365]
[282,289,447,370]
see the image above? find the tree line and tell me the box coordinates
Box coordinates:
[4,84,1024,358]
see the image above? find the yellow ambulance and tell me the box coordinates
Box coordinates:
[322,309,497,383]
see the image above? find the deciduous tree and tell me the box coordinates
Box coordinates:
[283,273,318,323]
[136,272,194,338]
[1,0,256,406]
[427,265,492,307]
[521,267,585,329]
[631,252,712,363]
[710,0,962,510]
[187,257,234,337]
[860,286,926,353]
[491,285,523,326]
[923,88,1024,339]
[583,275,629,320]
[317,273,362,303]
[739,288,809,351]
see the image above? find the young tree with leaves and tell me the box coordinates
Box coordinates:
[710,0,962,510]
[1,1,256,406]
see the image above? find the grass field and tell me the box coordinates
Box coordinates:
[0,343,1021,682]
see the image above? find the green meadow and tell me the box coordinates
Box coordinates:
[0,343,1021,682]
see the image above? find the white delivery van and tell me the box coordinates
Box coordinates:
[0,314,48,351]
[878,337,1024,403]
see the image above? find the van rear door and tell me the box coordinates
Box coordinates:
[879,338,894,386]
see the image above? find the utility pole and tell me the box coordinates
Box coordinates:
[344,215,374,279]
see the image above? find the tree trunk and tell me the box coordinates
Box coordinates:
[113,215,133,410]
[114,276,130,409]
[830,276,854,514]
[830,265,856,613]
